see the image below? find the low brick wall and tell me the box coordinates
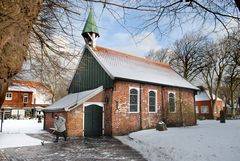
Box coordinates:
[44,91,105,137]
[44,112,67,132]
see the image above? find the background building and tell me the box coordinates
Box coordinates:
[2,80,52,119]
[195,88,223,119]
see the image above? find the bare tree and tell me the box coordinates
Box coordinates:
[169,33,209,82]
[0,0,83,106]
[223,66,240,108]
[201,37,232,118]
[26,52,73,102]
[145,48,172,63]
[220,31,240,113]
[0,0,43,105]
[88,0,240,36]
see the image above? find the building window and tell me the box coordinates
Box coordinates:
[129,88,139,112]
[195,106,199,113]
[23,93,29,103]
[5,92,12,100]
[149,90,157,112]
[201,106,209,114]
[168,92,176,112]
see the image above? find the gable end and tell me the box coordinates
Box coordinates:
[68,48,113,93]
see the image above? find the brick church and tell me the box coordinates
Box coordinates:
[43,9,199,137]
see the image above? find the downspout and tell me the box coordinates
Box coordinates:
[139,84,142,130]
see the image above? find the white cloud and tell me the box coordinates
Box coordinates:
[98,32,161,58]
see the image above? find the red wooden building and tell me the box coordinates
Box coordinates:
[2,80,52,119]
[195,89,223,119]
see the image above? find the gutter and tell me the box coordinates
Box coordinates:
[115,77,199,91]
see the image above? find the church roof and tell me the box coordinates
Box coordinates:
[43,86,103,112]
[82,9,99,38]
[86,45,198,91]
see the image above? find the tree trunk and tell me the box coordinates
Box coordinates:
[230,84,235,117]
[0,0,43,106]
[211,99,216,119]
[230,82,234,109]
[212,89,220,119]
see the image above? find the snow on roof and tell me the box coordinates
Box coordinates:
[34,106,44,111]
[8,86,33,92]
[11,80,51,93]
[43,86,103,112]
[1,106,16,110]
[87,46,198,90]
[195,90,222,101]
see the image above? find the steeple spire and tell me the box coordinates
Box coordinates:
[82,8,99,48]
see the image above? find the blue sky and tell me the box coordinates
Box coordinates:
[64,3,235,58]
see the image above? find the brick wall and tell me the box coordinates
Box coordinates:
[44,109,83,137]
[44,81,196,137]
[3,91,33,108]
[66,91,106,137]
[44,112,67,132]
[67,105,83,137]
[44,91,106,137]
[111,80,196,135]
[180,89,196,126]
[196,100,223,119]
[111,81,162,135]
[104,89,113,136]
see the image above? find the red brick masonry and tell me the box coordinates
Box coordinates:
[44,80,196,136]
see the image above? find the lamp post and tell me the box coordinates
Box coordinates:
[0,108,4,132]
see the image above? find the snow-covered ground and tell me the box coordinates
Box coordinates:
[116,120,240,161]
[0,119,47,149]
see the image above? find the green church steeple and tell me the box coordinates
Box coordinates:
[82,9,99,48]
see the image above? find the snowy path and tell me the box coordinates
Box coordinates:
[0,119,47,149]
[116,120,240,161]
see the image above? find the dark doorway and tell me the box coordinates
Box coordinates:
[84,105,103,137]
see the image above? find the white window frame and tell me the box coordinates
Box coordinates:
[5,92,13,100]
[23,93,29,103]
[148,89,157,113]
[201,106,209,114]
[129,87,140,113]
[168,91,176,113]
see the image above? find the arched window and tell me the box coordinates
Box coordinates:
[168,92,176,112]
[129,88,139,112]
[149,91,157,112]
